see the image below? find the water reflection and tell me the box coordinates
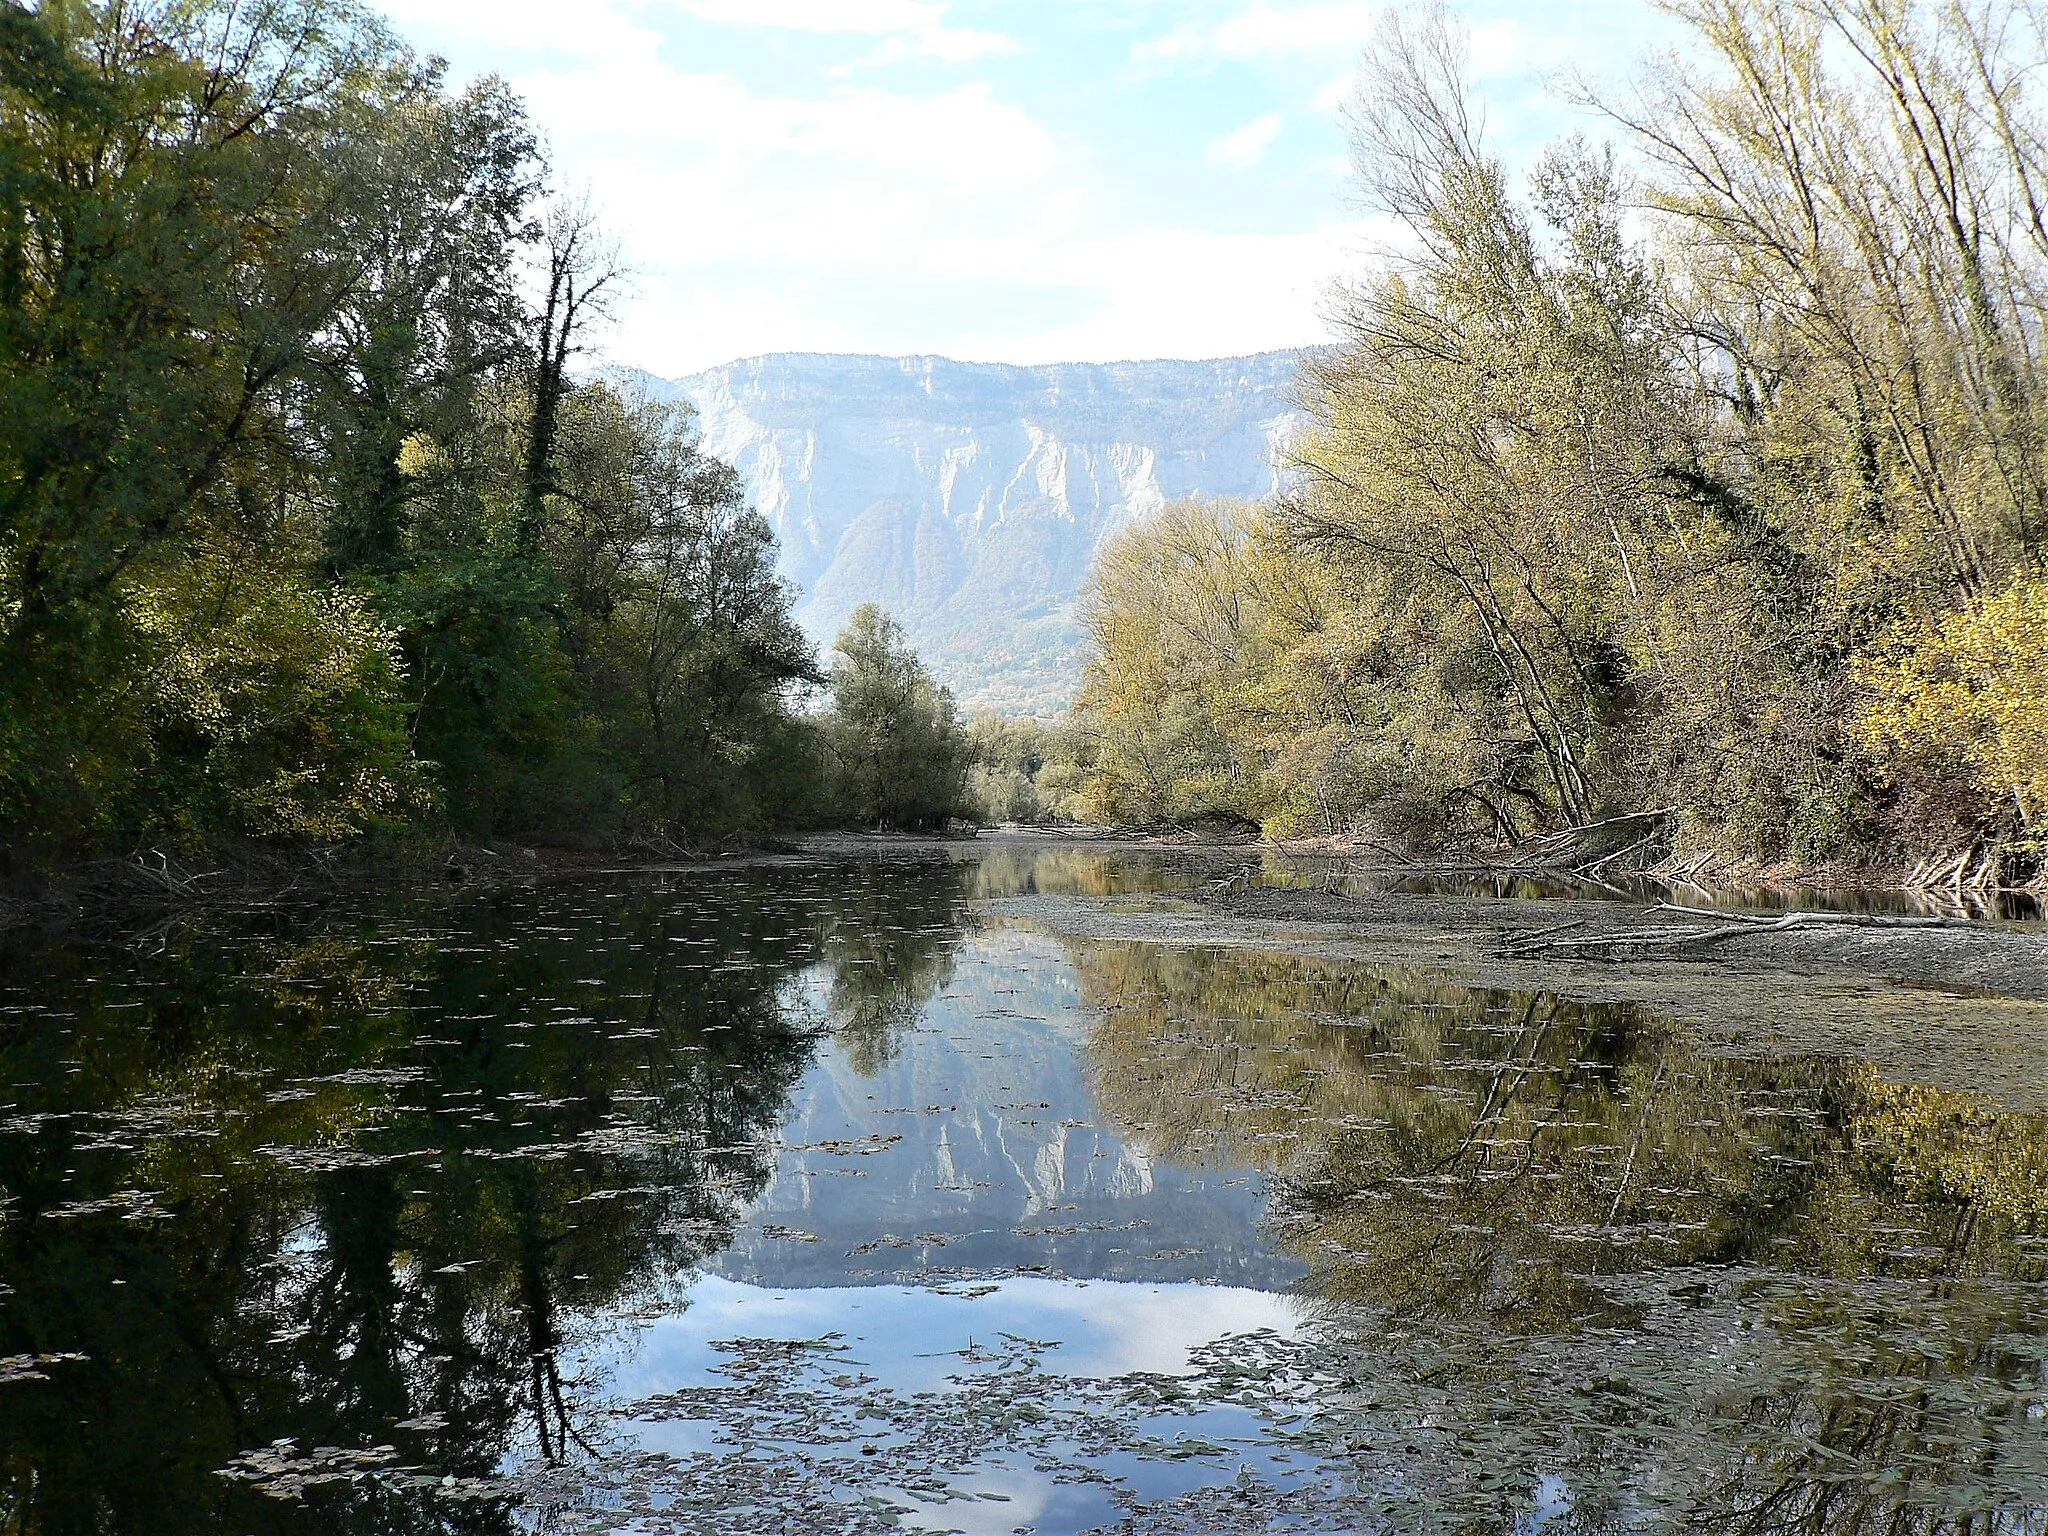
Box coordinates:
[0,852,2041,1535]
[1075,941,2048,1530]
[0,874,837,1530]
[822,859,965,1076]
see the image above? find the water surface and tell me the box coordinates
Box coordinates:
[1,850,2042,1533]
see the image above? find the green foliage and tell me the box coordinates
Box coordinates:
[0,0,414,856]
[965,715,1090,824]
[821,605,971,831]
[543,386,820,838]
[0,0,823,864]
[128,541,424,844]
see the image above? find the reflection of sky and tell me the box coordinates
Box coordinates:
[564,919,1329,1532]
[609,1274,1303,1397]
[708,926,1302,1290]
[587,1276,1313,1536]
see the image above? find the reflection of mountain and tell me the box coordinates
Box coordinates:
[712,930,1300,1289]
[620,353,1304,714]
[13,850,2044,1536]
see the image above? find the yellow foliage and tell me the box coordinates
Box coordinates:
[1072,501,1269,825]
[126,546,423,841]
[1857,575,2048,825]
[1852,1077,2048,1230]
[396,433,449,479]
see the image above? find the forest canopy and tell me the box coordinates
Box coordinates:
[0,0,870,866]
[1065,0,2048,885]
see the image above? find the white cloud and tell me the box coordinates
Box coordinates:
[1135,3,1652,85]
[374,0,1376,374]
[1136,2,1375,66]
[837,28,1020,71]
[1466,17,1582,81]
[663,0,1018,70]
[379,0,654,64]
[1206,111,1285,170]
[663,0,949,33]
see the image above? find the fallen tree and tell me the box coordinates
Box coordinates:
[1501,903,1982,962]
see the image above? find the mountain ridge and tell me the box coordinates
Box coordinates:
[616,350,1306,714]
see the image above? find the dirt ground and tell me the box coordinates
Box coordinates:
[962,838,2048,1114]
[1190,880,2048,1002]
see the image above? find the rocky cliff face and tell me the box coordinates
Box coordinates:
[623,352,1303,715]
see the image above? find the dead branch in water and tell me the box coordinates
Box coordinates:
[1502,901,1984,961]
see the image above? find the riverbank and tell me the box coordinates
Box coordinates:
[12,827,2043,1021]
[1184,878,2048,1002]
[0,834,810,939]
[974,854,2048,1113]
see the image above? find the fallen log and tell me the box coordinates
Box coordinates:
[1502,901,1987,961]
[1652,902,1980,930]
[1489,808,1678,875]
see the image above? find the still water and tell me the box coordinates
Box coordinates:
[1,849,2043,1533]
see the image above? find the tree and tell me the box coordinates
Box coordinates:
[821,605,969,830]
[0,1,831,864]
[547,383,818,834]
[0,0,416,856]
[1073,500,1269,827]
[1066,0,2048,881]
[307,72,540,579]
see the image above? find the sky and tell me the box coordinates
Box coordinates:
[373,0,1679,378]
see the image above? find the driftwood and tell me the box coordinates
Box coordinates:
[1489,808,1679,877]
[122,850,226,899]
[1502,901,1983,961]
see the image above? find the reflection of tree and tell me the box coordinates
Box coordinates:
[965,847,1189,900]
[1073,940,2048,1533]
[0,874,830,1534]
[818,861,964,1076]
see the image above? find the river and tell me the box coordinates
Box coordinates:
[1,847,2042,1533]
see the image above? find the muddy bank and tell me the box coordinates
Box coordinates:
[1192,880,2048,1002]
[0,835,810,939]
[978,874,2048,1113]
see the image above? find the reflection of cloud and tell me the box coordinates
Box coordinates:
[610,1274,1303,1395]
[1208,112,1286,170]
[595,1270,1308,1525]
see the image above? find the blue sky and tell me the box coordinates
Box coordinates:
[375,1,1677,376]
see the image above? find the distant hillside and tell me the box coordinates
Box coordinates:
[618,352,1304,716]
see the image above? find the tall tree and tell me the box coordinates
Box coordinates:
[0,0,416,853]
[823,605,970,831]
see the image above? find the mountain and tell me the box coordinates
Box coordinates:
[619,352,1304,716]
